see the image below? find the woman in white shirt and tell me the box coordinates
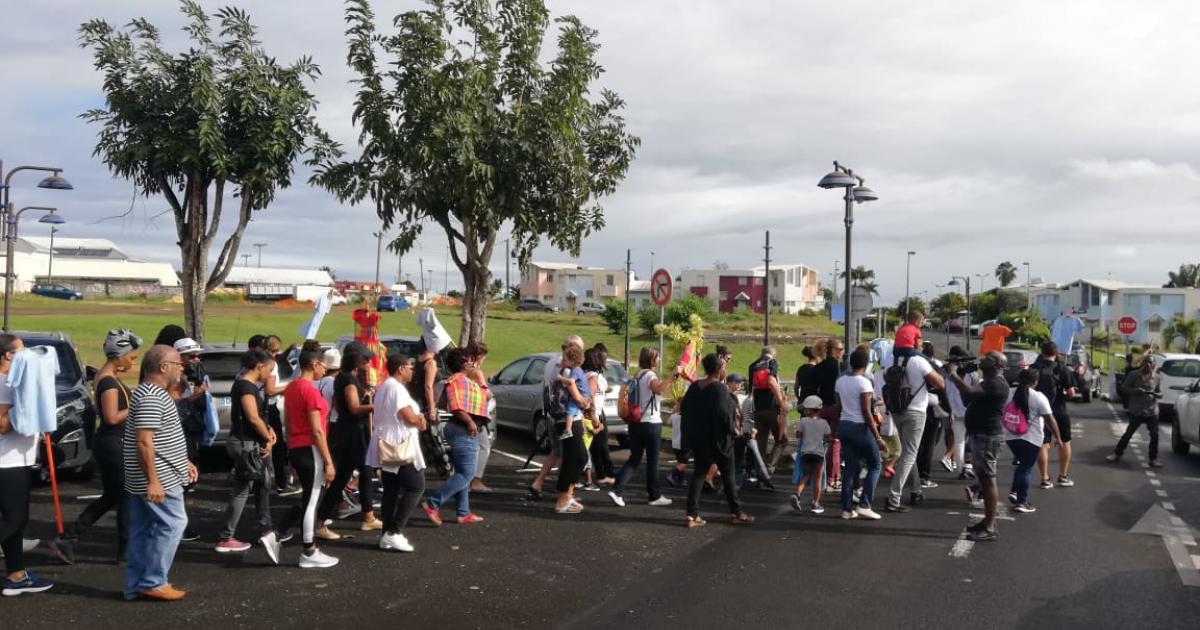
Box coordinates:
[366,354,427,552]
[1005,369,1063,513]
[834,349,886,521]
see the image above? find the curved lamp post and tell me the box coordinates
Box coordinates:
[4,206,66,330]
[1,162,73,332]
[818,161,878,359]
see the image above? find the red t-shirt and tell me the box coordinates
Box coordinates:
[895,323,922,349]
[284,378,329,448]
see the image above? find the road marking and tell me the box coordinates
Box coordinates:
[1164,502,1176,511]
[970,511,1015,522]
[1146,470,1157,478]
[1172,515,1186,528]
[1157,489,1169,497]
[1151,479,1162,487]
[949,535,974,558]
[1193,556,1200,570]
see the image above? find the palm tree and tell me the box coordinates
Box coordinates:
[1162,315,1200,352]
[1164,263,1200,288]
[860,280,879,296]
[840,265,876,286]
[994,261,1017,287]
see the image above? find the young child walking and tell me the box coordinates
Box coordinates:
[791,396,831,514]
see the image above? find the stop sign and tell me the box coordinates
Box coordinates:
[1117,316,1137,335]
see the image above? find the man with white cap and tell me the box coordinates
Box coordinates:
[172,338,207,542]
[791,395,831,514]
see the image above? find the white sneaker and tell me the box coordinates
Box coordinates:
[379,532,414,553]
[21,538,39,553]
[648,496,673,507]
[854,506,883,520]
[608,491,626,507]
[940,457,955,472]
[259,532,282,566]
[841,510,858,520]
[299,548,339,569]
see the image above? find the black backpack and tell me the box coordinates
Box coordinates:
[543,368,572,422]
[883,357,926,414]
[1034,359,1062,404]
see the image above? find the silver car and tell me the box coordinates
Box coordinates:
[489,353,629,450]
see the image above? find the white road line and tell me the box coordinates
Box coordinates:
[1157,489,1169,497]
[1193,555,1200,570]
[492,448,539,466]
[1151,479,1162,487]
[970,511,1016,522]
[1171,515,1186,528]
[949,534,974,559]
[1164,502,1176,511]
[1146,470,1158,478]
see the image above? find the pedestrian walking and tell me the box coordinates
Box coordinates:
[275,350,338,569]
[422,348,486,525]
[584,346,615,485]
[748,347,788,473]
[63,329,141,562]
[317,343,381,533]
[549,344,591,514]
[214,350,283,563]
[885,342,944,511]
[1031,342,1077,488]
[790,395,830,514]
[465,341,496,494]
[940,346,975,479]
[794,345,819,402]
[1108,352,1163,467]
[608,347,679,508]
[1005,369,1062,513]
[0,335,54,596]
[915,342,946,490]
[836,348,885,521]
[682,354,752,527]
[366,354,427,552]
[945,351,1009,542]
[123,345,197,600]
[812,338,844,490]
[528,335,583,499]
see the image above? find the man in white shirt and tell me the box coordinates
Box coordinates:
[886,352,944,513]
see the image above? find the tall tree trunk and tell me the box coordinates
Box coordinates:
[459,263,491,345]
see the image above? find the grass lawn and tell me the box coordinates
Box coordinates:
[6,295,842,381]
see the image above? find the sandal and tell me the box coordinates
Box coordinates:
[456,513,485,525]
[1105,453,1120,464]
[687,516,707,528]
[421,502,443,526]
[731,512,755,525]
[555,502,584,514]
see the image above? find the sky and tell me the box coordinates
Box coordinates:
[4,0,1200,304]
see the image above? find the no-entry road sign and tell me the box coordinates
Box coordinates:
[651,268,673,306]
[1118,316,1138,336]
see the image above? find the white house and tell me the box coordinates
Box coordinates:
[2,237,180,297]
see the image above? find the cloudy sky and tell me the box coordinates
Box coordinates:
[5,1,1200,303]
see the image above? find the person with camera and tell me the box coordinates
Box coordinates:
[172,338,207,543]
[1107,352,1164,467]
[944,351,1009,542]
[941,347,977,479]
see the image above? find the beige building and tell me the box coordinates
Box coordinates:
[519,262,631,311]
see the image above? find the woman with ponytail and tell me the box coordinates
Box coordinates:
[1004,369,1062,513]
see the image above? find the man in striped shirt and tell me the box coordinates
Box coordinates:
[123,345,196,601]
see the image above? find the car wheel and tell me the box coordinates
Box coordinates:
[1172,416,1190,456]
[532,413,553,455]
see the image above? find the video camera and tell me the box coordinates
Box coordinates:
[946,356,979,375]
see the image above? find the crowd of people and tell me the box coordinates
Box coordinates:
[0,310,1162,599]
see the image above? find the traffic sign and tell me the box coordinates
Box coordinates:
[651,268,673,306]
[1118,316,1138,335]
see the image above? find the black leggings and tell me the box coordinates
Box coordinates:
[318,424,374,520]
[74,431,128,553]
[0,466,33,574]
[686,451,741,518]
[916,409,943,481]
[589,425,615,479]
[556,420,587,493]
[380,466,426,534]
[278,446,324,547]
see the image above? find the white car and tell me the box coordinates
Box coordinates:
[1151,352,1200,424]
[1173,382,1200,455]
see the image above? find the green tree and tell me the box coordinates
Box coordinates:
[995,261,1017,287]
[1164,263,1200,288]
[313,0,638,345]
[1162,315,1200,352]
[600,300,629,335]
[930,291,966,324]
[489,278,504,300]
[79,2,338,340]
[895,296,928,319]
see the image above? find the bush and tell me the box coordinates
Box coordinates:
[600,300,629,335]
[637,304,661,335]
[665,294,714,328]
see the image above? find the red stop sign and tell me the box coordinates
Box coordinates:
[1118,316,1137,335]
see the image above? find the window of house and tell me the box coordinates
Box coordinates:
[1091,289,1100,306]
[1150,294,1162,305]
[586,290,594,298]
[738,276,747,284]
[697,274,705,285]
[1149,318,1163,333]
[546,274,554,283]
[752,278,761,286]
[606,274,614,286]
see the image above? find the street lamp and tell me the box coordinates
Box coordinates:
[948,276,972,348]
[818,161,877,358]
[2,162,73,331]
[975,273,988,294]
[1022,261,1031,312]
[905,250,916,315]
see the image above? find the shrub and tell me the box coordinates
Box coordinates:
[600,300,629,335]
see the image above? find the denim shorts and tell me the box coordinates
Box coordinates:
[969,434,1004,480]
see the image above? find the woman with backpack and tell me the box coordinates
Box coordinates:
[608,347,680,508]
[1004,369,1062,514]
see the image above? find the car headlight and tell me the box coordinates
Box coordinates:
[56,398,88,426]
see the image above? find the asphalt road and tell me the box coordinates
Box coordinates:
[7,399,1200,629]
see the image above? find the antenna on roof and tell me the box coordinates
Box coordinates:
[232,316,242,346]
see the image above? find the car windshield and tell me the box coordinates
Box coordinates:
[19,339,82,388]
[1160,359,1200,379]
[202,353,246,381]
[604,360,627,385]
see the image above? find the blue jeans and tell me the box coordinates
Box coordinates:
[839,422,881,511]
[428,423,479,517]
[1007,439,1040,503]
[125,486,187,599]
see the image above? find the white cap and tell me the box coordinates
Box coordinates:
[800,395,824,410]
[323,347,343,370]
[173,338,202,355]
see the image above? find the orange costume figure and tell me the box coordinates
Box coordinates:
[352,308,387,386]
[978,323,1013,356]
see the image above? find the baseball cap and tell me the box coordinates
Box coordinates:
[173,338,202,355]
[323,347,343,370]
[726,373,744,384]
[801,395,824,410]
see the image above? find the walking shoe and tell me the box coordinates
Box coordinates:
[958,470,977,481]
[687,516,707,528]
[841,510,858,520]
[277,485,303,497]
[597,477,616,486]
[731,512,755,525]
[555,502,584,514]
[854,506,882,520]
[2,572,54,597]
[1056,476,1075,487]
[379,532,414,552]
[313,526,342,541]
[299,548,339,569]
[583,483,601,492]
[909,492,925,506]
[1104,452,1121,464]
[885,499,910,513]
[882,466,895,479]
[648,496,673,507]
[470,481,494,494]
[664,469,684,488]
[790,493,804,513]
[966,520,988,534]
[525,485,544,500]
[809,503,825,515]
[180,528,200,542]
[940,457,955,472]
[259,532,282,566]
[277,532,295,544]
[1013,502,1037,513]
[967,528,999,542]
[457,513,485,525]
[1008,492,1018,505]
[920,479,939,489]
[1149,459,1164,468]
[1039,480,1054,490]
[360,517,383,532]
[608,491,626,507]
[214,538,252,553]
[421,502,443,526]
[135,584,187,601]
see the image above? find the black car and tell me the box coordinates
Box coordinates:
[516,299,559,313]
[14,332,97,478]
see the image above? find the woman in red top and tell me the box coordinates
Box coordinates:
[276,351,338,569]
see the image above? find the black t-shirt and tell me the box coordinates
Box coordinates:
[94,375,130,436]
[230,379,266,443]
[813,357,841,406]
[333,371,370,428]
[1032,357,1074,412]
[749,358,780,411]
[964,374,1009,436]
[795,363,817,401]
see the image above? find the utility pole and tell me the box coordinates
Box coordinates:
[443,250,449,295]
[832,259,840,313]
[419,257,426,297]
[240,253,251,267]
[504,238,511,299]
[373,231,383,293]
[905,250,916,315]
[763,230,771,346]
[624,248,632,368]
[47,226,58,284]
[253,242,267,268]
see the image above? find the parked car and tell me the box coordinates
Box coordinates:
[1152,352,1200,424]
[377,295,410,312]
[1171,379,1200,456]
[202,344,281,445]
[1002,349,1039,385]
[1066,349,1100,402]
[489,353,629,453]
[31,284,83,300]
[575,300,605,315]
[945,321,963,334]
[516,299,559,313]
[14,331,97,478]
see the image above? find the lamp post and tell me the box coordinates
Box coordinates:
[5,206,65,328]
[47,226,59,284]
[818,161,878,360]
[905,250,916,315]
[372,231,383,294]
[948,275,971,348]
[650,250,655,279]
[253,242,267,268]
[2,162,73,331]
[975,273,988,294]
[1022,261,1031,311]
[240,253,251,267]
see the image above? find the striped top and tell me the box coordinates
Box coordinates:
[123,382,189,494]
